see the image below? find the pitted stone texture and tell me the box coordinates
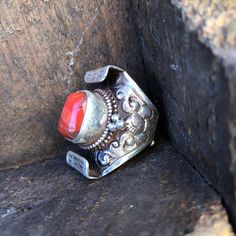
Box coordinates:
[0,0,144,168]
[0,145,233,236]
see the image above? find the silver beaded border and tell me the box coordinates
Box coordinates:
[80,89,118,150]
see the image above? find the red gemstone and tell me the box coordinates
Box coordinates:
[58,92,87,139]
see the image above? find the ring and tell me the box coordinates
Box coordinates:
[58,65,159,179]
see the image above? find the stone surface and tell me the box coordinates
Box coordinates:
[0,0,144,169]
[172,0,236,188]
[0,145,233,236]
[186,205,234,236]
[1,0,236,234]
[130,0,236,220]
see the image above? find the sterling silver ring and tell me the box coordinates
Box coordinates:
[58,65,159,179]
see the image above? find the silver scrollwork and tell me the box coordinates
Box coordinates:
[66,65,159,179]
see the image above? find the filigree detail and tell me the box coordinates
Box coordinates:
[108,114,126,132]
[66,65,159,178]
[103,84,156,158]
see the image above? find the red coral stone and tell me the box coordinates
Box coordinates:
[58,92,87,139]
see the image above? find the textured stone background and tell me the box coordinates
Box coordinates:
[1,0,236,235]
[0,0,144,169]
[0,145,234,236]
[130,0,236,221]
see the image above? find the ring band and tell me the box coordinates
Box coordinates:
[58,65,159,179]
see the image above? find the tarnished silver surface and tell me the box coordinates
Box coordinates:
[66,65,159,179]
[70,91,107,145]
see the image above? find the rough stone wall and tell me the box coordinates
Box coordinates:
[1,0,236,224]
[173,0,236,176]
[130,0,236,216]
[0,0,144,169]
[1,0,236,233]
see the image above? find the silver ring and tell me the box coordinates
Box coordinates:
[58,65,159,179]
